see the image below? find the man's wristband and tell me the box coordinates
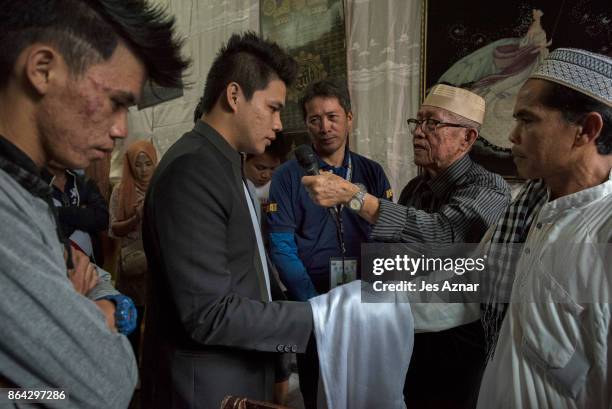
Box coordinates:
[98,294,137,335]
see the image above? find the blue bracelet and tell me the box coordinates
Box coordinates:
[99,294,138,336]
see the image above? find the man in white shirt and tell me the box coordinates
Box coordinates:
[477,48,612,408]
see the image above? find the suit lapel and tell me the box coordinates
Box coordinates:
[194,121,271,302]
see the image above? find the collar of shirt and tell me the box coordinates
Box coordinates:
[194,120,245,192]
[193,120,242,169]
[0,134,51,200]
[427,154,473,198]
[48,170,79,206]
[316,145,350,178]
[0,134,40,175]
[0,134,71,268]
[538,170,612,223]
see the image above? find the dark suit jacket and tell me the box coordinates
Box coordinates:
[141,121,313,409]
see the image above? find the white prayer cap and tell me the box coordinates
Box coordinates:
[422,84,486,125]
[529,48,612,107]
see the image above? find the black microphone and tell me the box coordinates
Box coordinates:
[295,144,341,218]
[295,145,346,257]
[294,144,319,176]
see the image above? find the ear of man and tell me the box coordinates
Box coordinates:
[224,82,240,113]
[346,110,354,132]
[574,111,604,148]
[461,128,479,152]
[23,44,65,97]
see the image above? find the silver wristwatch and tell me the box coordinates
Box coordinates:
[348,190,366,212]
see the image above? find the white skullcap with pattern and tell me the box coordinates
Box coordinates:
[529,48,612,107]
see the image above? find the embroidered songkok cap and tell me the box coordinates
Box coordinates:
[529,48,612,107]
[422,84,486,124]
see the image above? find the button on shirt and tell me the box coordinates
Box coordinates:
[477,172,612,409]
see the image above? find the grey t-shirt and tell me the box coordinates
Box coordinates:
[0,169,137,408]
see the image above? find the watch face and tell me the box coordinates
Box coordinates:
[349,198,361,211]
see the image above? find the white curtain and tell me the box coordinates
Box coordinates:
[111,0,259,179]
[346,0,422,195]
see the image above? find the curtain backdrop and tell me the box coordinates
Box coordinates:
[346,0,422,194]
[112,0,259,180]
[114,0,422,194]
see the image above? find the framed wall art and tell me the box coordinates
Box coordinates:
[421,0,611,177]
[261,0,348,148]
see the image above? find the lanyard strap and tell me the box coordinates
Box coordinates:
[331,153,352,215]
[345,153,353,183]
[329,153,352,258]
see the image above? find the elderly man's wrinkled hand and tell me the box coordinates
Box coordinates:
[301,173,359,208]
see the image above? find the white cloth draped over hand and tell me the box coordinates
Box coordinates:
[309,280,414,409]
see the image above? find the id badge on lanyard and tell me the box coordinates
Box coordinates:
[330,257,358,289]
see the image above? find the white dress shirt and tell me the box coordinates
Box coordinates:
[477,172,612,409]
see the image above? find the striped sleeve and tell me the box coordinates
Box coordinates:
[371,183,510,244]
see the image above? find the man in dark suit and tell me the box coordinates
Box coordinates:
[141,32,313,409]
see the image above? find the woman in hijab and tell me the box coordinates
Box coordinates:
[109,139,157,363]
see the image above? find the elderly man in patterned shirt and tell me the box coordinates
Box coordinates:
[303,84,511,408]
